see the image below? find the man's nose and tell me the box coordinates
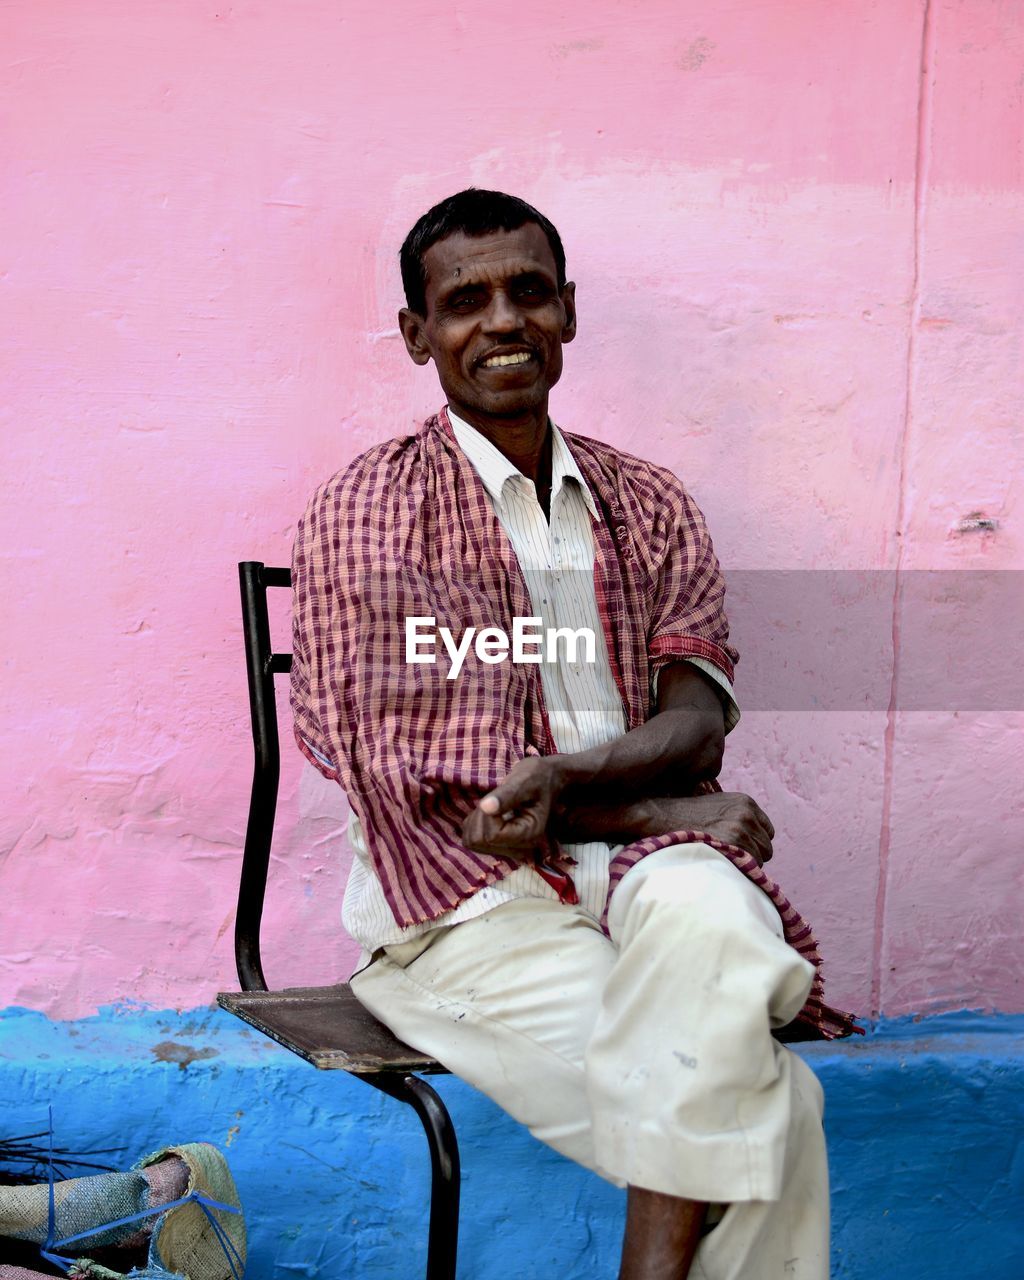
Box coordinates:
[483,289,525,332]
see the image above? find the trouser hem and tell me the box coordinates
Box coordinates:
[592,1119,782,1204]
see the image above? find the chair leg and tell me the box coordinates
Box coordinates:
[374,1073,461,1280]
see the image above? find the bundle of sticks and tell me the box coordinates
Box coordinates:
[0,1133,122,1188]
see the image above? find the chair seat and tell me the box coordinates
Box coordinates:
[217,984,447,1074]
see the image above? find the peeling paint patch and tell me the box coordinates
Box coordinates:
[677,36,715,70]
[953,512,999,535]
[553,37,604,58]
[774,313,818,329]
[151,1039,220,1069]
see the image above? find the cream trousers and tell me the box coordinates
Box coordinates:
[352,842,830,1280]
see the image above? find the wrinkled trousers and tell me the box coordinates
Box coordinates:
[352,842,830,1280]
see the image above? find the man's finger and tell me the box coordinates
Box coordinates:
[467,802,539,846]
[464,828,526,858]
[730,819,772,867]
[462,808,489,846]
[747,793,778,844]
[753,813,774,862]
[479,780,527,815]
[754,822,773,865]
[465,808,508,843]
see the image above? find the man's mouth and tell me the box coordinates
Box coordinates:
[480,350,534,369]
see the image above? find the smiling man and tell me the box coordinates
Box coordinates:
[291,189,858,1280]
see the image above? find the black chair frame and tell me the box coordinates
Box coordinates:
[219,561,459,1280]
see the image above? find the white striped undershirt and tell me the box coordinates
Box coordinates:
[338,409,740,954]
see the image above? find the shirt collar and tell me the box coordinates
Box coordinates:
[447,407,599,520]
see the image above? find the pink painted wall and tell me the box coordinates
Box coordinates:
[2,1,1020,1020]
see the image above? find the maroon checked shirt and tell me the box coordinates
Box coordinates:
[291,408,860,1040]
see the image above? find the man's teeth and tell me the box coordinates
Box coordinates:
[483,351,532,367]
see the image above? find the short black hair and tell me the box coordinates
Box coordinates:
[400,188,567,315]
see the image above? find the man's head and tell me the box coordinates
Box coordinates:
[398,189,576,431]
[400,189,567,315]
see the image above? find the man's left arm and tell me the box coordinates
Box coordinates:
[465,663,722,847]
[462,664,775,864]
[554,660,726,797]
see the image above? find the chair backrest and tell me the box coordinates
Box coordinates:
[235,561,292,992]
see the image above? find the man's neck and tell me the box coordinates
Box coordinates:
[446,401,550,485]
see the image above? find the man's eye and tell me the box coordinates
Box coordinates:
[449,292,482,311]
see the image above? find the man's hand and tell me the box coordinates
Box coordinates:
[550,790,776,865]
[462,757,567,858]
[644,792,776,865]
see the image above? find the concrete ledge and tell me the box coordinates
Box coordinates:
[1,1007,1021,1278]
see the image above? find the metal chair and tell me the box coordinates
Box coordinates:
[217,561,459,1280]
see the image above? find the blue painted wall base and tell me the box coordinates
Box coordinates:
[1,1007,1021,1278]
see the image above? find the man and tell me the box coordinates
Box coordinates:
[291,189,857,1280]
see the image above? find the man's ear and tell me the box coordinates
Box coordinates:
[561,281,577,344]
[398,308,433,366]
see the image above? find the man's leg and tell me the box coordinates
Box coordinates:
[352,898,619,1177]
[590,842,828,1279]
[354,908,710,1278]
[621,1187,707,1279]
[352,849,829,1279]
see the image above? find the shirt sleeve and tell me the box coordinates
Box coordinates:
[289,485,343,782]
[646,476,739,712]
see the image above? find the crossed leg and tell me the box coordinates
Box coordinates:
[352,843,830,1280]
[621,1186,708,1279]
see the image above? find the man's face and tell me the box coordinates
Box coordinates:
[399,223,576,428]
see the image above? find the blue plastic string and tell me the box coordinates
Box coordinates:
[44,1106,56,1259]
[197,1198,245,1280]
[39,1189,243,1279]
